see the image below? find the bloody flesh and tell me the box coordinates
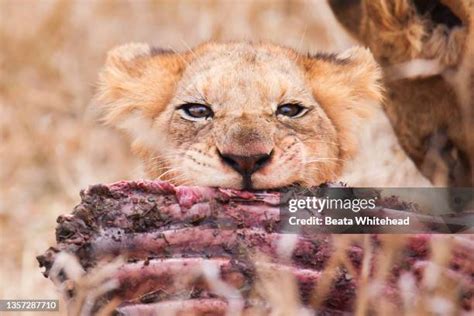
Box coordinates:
[37,180,473,314]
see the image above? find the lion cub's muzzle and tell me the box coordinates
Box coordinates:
[219,151,272,175]
[218,150,273,189]
[214,118,275,189]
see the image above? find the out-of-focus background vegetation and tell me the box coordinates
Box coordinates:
[0,0,430,310]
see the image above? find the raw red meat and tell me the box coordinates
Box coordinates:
[37,180,473,314]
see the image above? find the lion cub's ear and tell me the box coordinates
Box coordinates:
[303,47,383,159]
[95,43,186,139]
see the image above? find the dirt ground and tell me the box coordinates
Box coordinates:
[0,0,430,313]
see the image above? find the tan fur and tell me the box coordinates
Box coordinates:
[359,0,467,66]
[95,42,382,189]
[330,0,473,186]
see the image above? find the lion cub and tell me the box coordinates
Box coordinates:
[96,42,382,189]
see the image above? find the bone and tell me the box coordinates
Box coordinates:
[37,180,474,314]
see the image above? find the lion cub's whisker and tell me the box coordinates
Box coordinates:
[96,41,382,188]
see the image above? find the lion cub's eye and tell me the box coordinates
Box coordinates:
[276,103,307,118]
[179,103,214,121]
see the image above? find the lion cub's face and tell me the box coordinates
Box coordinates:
[97,42,381,189]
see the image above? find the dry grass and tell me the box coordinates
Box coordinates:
[49,234,471,315]
[0,0,432,315]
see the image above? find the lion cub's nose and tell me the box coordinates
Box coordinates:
[219,152,272,176]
